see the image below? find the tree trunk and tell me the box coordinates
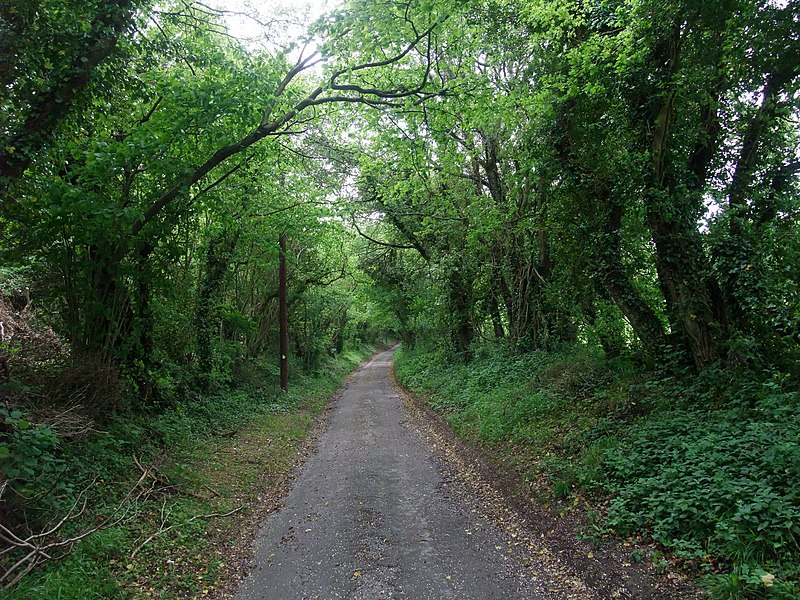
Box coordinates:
[446,267,474,360]
[279,233,289,392]
[489,296,505,339]
[195,228,241,386]
[598,199,667,358]
[79,255,134,364]
[646,207,718,368]
[640,26,721,369]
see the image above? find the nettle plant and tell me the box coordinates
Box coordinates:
[0,407,67,508]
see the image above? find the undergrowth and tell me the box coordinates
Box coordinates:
[394,344,800,599]
[2,346,372,598]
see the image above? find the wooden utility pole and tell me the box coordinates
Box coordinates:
[279,232,289,392]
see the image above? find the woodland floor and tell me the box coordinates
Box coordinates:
[219,347,700,600]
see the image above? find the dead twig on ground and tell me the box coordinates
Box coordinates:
[130,505,245,558]
[0,459,164,588]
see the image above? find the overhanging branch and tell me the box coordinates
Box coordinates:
[117,9,447,262]
[352,219,419,253]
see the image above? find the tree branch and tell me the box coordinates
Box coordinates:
[116,16,445,262]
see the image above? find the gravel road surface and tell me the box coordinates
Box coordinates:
[233,348,577,600]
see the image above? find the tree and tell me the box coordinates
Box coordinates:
[354,0,799,370]
[2,0,456,374]
[0,0,142,183]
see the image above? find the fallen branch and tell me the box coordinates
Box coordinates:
[202,484,220,498]
[0,459,164,588]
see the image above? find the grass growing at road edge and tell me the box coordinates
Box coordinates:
[394,344,800,599]
[5,347,373,599]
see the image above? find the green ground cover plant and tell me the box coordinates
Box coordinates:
[2,347,373,599]
[394,345,800,599]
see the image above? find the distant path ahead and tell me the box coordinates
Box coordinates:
[234,348,579,600]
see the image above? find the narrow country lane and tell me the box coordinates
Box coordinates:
[233,348,588,600]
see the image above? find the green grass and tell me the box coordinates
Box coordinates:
[4,346,373,599]
[394,344,800,599]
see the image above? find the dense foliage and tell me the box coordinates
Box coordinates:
[355,0,800,372]
[0,0,798,596]
[0,0,427,591]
